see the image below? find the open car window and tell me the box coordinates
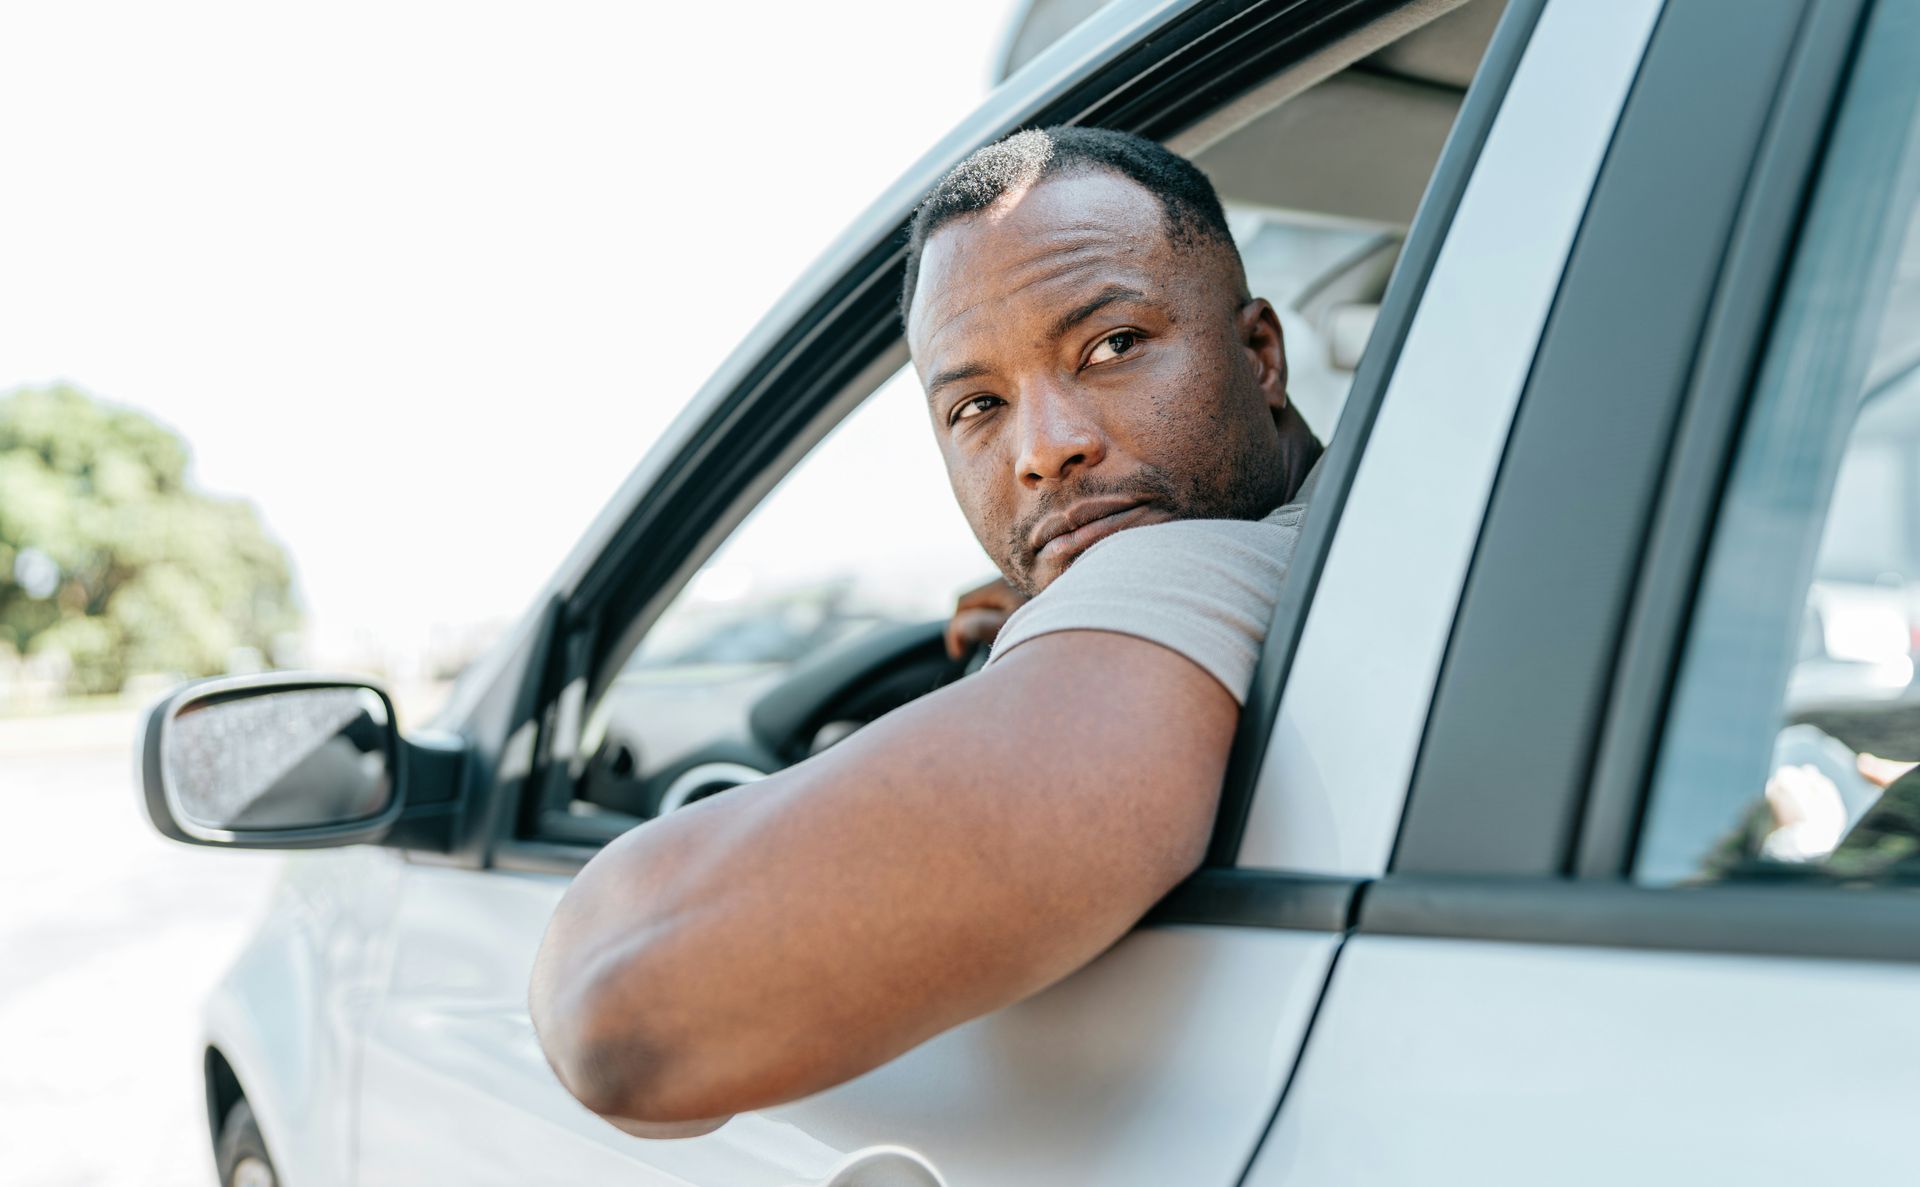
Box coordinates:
[542,1,1510,840]
[561,227,1410,832]
[573,368,989,820]
[1637,3,1920,885]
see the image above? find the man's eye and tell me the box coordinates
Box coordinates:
[1087,330,1140,366]
[952,395,1001,424]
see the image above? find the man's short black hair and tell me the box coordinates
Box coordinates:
[899,126,1238,325]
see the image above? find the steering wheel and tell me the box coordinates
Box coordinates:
[748,618,976,764]
[580,618,979,818]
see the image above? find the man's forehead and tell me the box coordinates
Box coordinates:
[907,171,1175,358]
[915,233,1154,347]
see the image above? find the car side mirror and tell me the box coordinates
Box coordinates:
[139,673,462,851]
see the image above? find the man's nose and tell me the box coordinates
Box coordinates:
[1013,385,1107,488]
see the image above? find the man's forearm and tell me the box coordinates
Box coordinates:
[529,632,1234,1127]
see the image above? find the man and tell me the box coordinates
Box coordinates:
[530,127,1322,1136]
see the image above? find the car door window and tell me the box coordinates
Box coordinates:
[536,0,1521,852]
[571,367,990,819]
[1637,2,1920,885]
[559,32,1495,828]
[567,210,1394,825]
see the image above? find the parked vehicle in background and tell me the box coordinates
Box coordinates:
[140,0,1920,1183]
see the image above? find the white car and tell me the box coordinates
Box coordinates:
[140,0,1920,1183]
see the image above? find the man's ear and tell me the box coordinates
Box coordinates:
[1238,297,1289,414]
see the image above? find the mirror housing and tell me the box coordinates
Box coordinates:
[139,672,463,851]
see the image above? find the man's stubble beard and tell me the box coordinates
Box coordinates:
[1000,421,1289,597]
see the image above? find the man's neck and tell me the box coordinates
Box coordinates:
[1274,402,1324,505]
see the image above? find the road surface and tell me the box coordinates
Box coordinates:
[1,710,284,1187]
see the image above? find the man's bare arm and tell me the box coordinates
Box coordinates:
[529,629,1236,1128]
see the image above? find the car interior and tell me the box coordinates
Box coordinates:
[562,0,1511,829]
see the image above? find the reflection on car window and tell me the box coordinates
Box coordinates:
[1639,7,1920,885]
[1707,346,1920,884]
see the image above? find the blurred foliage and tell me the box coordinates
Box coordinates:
[0,383,300,694]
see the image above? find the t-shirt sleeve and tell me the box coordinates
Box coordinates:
[981,514,1302,704]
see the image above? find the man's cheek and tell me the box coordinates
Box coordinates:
[946,465,987,520]
[951,482,1006,559]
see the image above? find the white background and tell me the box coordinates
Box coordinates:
[0,0,1019,675]
[0,3,1020,1183]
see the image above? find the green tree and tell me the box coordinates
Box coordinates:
[0,383,300,695]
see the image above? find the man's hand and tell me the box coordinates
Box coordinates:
[528,630,1233,1131]
[943,576,1029,660]
[1857,751,1920,790]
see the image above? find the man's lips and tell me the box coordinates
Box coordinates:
[1032,497,1159,564]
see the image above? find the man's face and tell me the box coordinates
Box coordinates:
[907,169,1292,596]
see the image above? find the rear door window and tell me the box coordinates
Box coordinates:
[1637,1,1920,885]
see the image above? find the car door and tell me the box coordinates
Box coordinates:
[1245,1,1920,1182]
[349,0,1660,1183]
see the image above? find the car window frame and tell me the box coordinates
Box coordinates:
[483,0,1546,893]
[1359,0,1920,966]
[1390,0,1848,877]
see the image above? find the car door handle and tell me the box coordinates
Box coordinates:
[795,1145,946,1187]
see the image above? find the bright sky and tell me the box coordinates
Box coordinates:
[0,1,1020,672]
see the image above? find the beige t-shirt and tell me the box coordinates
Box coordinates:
[981,487,1311,704]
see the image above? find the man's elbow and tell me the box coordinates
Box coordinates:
[556,1034,724,1132]
[531,961,730,1127]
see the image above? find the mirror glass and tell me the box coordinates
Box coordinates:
[163,686,395,831]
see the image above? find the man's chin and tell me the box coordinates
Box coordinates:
[1023,503,1171,591]
[1053,505,1167,569]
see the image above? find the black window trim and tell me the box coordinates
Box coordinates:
[1359,874,1920,964]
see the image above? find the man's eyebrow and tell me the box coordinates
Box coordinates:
[921,285,1151,404]
[925,361,993,405]
[1050,284,1149,341]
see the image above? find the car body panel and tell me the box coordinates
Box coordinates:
[1244,935,1920,1185]
[202,849,404,1187]
[352,862,1338,1185]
